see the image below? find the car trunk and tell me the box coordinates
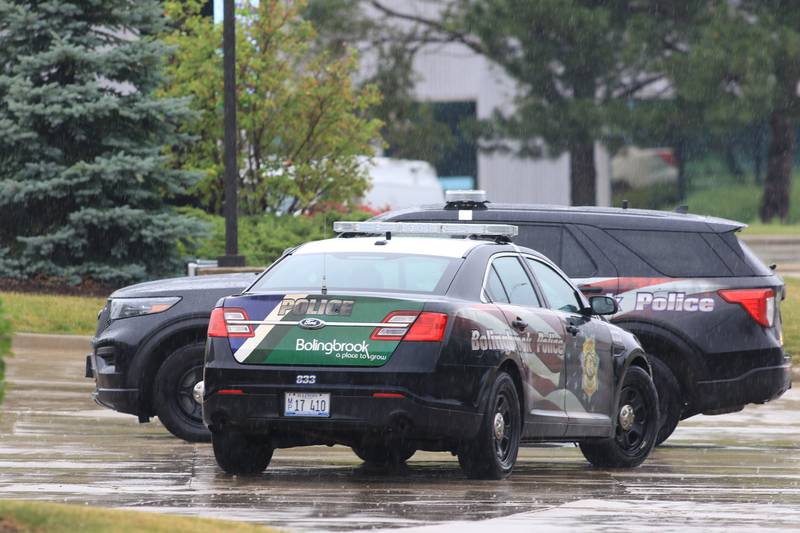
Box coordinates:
[222,292,426,367]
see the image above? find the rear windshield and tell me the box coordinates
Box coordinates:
[248,253,460,294]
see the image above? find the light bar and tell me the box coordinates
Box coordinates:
[445,189,487,203]
[332,221,518,238]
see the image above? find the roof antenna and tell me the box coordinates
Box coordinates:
[622,199,629,210]
[321,253,328,295]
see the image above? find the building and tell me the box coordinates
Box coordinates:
[362,2,611,206]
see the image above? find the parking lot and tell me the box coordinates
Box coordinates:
[1,333,798,532]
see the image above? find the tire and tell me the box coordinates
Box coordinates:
[649,356,682,446]
[457,371,521,480]
[153,342,211,442]
[352,442,416,466]
[212,429,273,475]
[579,366,659,468]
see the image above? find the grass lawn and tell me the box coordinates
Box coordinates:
[0,292,106,336]
[741,223,800,236]
[0,500,277,533]
[783,277,800,366]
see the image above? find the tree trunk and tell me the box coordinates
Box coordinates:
[569,141,597,206]
[760,111,794,222]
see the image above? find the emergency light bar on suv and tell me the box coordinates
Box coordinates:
[332,221,518,239]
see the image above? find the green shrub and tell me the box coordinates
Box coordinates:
[179,208,372,267]
[0,296,12,404]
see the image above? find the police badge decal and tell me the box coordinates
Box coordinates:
[581,337,599,398]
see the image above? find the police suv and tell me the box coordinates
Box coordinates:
[203,222,658,479]
[379,191,792,444]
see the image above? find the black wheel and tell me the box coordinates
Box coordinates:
[212,429,272,475]
[351,441,416,466]
[457,371,521,480]
[579,366,659,468]
[153,342,211,442]
[649,356,682,446]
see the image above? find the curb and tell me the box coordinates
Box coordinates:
[12,332,92,353]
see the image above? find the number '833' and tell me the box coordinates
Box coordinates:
[296,375,316,384]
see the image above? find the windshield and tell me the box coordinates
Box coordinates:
[248,253,460,294]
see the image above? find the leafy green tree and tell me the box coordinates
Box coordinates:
[623,2,774,202]
[0,0,200,285]
[163,0,382,216]
[739,1,800,222]
[638,1,793,220]
[370,0,676,206]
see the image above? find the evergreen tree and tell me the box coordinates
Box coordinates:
[0,0,200,285]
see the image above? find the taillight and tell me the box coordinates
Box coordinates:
[405,312,448,342]
[207,307,254,338]
[370,311,448,342]
[718,288,775,328]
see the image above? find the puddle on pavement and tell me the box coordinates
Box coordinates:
[1,340,798,531]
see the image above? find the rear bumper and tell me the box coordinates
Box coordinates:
[203,387,483,447]
[202,337,489,447]
[694,352,791,413]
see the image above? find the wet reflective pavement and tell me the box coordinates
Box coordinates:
[1,334,799,532]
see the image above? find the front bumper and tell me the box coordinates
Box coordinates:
[87,346,140,416]
[694,350,791,413]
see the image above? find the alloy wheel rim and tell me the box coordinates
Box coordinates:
[615,385,648,454]
[176,365,204,423]
[493,390,515,465]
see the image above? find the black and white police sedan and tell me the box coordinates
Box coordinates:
[202,222,659,479]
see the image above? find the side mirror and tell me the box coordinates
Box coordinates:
[588,295,618,316]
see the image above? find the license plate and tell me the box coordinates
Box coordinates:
[284,392,330,418]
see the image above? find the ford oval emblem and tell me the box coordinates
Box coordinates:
[298,317,326,330]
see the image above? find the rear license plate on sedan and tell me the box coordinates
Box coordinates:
[284,392,330,417]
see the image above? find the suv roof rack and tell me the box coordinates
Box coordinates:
[333,221,518,242]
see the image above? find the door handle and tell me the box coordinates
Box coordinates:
[511,318,528,330]
[566,324,579,336]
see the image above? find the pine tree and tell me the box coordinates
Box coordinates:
[0,0,200,285]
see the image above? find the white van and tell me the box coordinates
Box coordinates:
[360,157,445,211]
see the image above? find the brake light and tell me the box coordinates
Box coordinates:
[207,307,254,338]
[370,311,448,342]
[718,288,775,328]
[405,312,448,342]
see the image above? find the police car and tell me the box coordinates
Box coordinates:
[202,222,658,479]
[380,191,792,445]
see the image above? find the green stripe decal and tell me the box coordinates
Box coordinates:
[242,297,424,366]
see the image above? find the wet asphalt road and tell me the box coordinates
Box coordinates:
[1,334,799,532]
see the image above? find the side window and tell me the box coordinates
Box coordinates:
[561,229,597,277]
[490,256,540,307]
[485,266,510,303]
[516,225,597,278]
[608,229,733,277]
[526,259,582,313]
